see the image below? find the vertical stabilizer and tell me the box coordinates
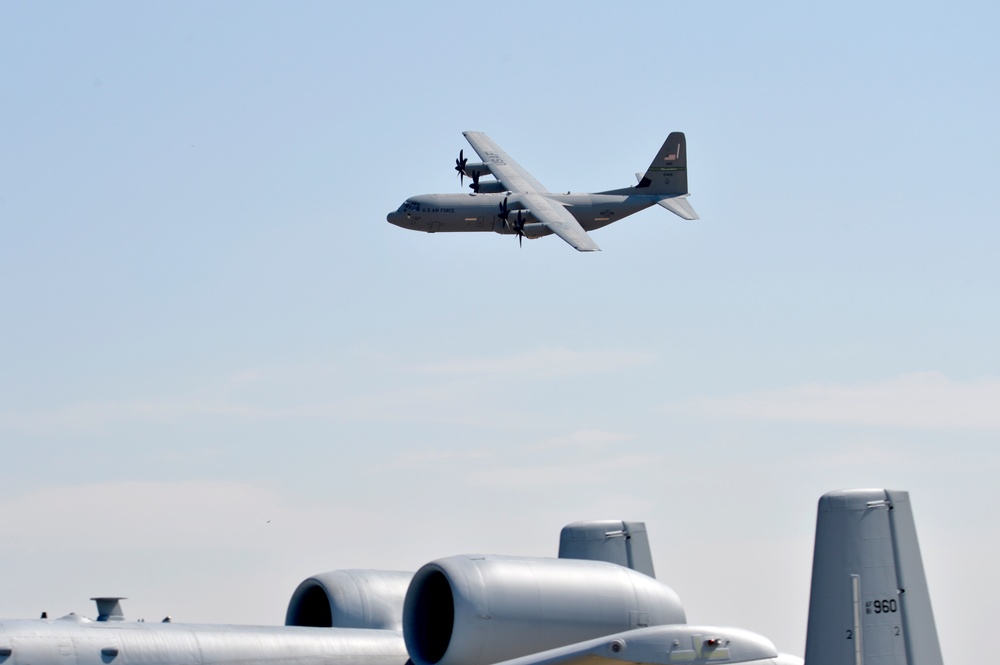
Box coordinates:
[558,520,656,578]
[804,490,943,665]
[636,132,688,196]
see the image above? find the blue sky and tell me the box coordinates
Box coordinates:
[1,1,998,663]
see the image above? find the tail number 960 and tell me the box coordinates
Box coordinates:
[867,599,898,614]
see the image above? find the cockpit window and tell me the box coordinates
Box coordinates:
[399,201,422,213]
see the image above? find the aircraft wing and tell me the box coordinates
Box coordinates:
[463,131,550,194]
[520,192,601,252]
[489,625,779,665]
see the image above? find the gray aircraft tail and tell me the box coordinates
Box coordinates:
[804,490,943,665]
[557,520,656,578]
[600,132,698,219]
[636,132,689,196]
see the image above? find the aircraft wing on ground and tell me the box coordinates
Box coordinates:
[519,192,601,252]
[486,625,781,665]
[462,131,550,193]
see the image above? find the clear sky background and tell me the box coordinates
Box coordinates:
[1,1,997,663]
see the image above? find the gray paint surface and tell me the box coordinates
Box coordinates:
[0,617,406,665]
[804,490,943,665]
[558,521,656,579]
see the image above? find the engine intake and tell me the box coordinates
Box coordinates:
[403,555,685,665]
[286,569,413,630]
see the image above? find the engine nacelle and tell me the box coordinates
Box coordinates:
[286,569,413,630]
[471,180,507,194]
[493,212,549,237]
[521,222,550,238]
[403,555,685,665]
[462,162,492,177]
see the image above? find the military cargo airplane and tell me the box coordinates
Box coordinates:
[386,131,699,251]
[0,490,942,665]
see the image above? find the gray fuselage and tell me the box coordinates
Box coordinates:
[0,616,407,665]
[386,192,658,237]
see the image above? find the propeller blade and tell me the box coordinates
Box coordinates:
[470,170,481,193]
[454,149,468,186]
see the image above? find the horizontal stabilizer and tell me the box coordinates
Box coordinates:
[491,625,779,665]
[657,197,699,220]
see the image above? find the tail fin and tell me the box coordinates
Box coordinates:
[804,490,943,665]
[636,132,689,196]
[600,132,699,219]
[558,520,656,578]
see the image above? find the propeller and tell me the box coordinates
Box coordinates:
[512,210,525,247]
[469,170,481,193]
[454,149,468,185]
[498,198,524,247]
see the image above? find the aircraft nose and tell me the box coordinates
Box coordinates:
[387,210,408,228]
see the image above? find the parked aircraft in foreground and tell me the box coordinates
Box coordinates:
[386,131,699,251]
[0,490,942,665]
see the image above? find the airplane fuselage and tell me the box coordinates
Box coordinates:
[386,193,659,238]
[0,616,407,665]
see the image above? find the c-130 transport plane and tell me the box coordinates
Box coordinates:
[0,489,943,665]
[386,131,699,251]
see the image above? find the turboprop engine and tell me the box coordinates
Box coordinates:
[470,179,506,194]
[495,216,549,240]
[467,168,505,194]
[286,569,413,630]
[402,555,686,665]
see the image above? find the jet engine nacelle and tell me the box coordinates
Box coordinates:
[403,555,686,665]
[286,569,413,630]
